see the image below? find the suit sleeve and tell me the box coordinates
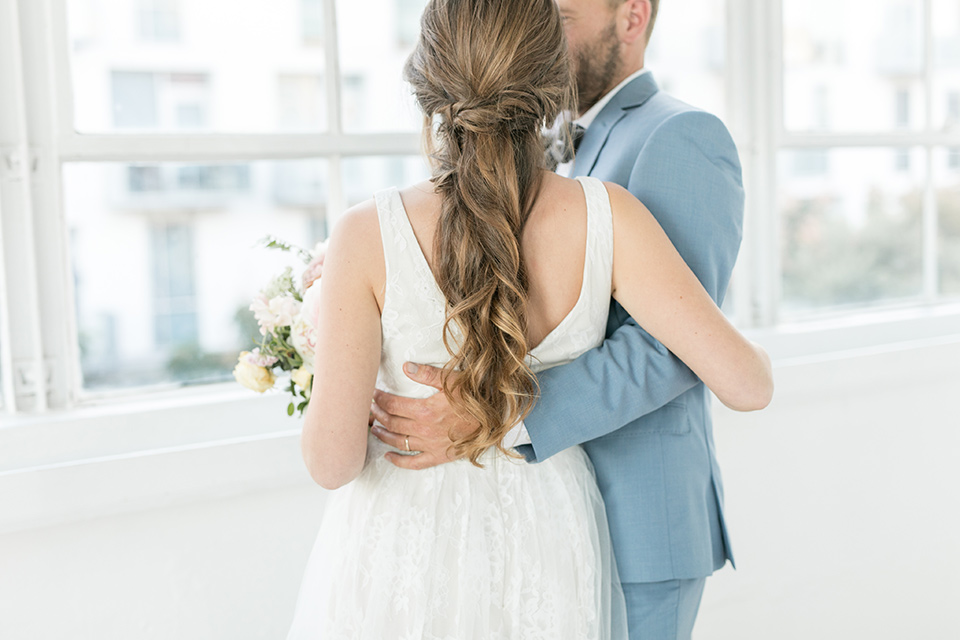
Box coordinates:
[517,110,745,463]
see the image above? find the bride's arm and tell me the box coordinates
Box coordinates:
[608,182,773,411]
[301,204,383,490]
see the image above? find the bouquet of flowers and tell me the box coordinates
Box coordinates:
[233,236,327,417]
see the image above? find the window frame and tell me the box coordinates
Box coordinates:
[765,0,960,323]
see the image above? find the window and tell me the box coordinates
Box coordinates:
[64,160,331,392]
[396,0,422,47]
[336,0,425,132]
[948,148,960,169]
[301,0,324,46]
[150,223,198,348]
[895,89,911,129]
[277,74,326,131]
[783,0,924,132]
[71,1,327,134]
[109,72,210,131]
[645,0,727,120]
[780,148,925,313]
[936,148,960,296]
[947,93,960,125]
[777,0,958,320]
[138,0,180,42]
[0,338,5,412]
[2,0,959,416]
[932,0,960,130]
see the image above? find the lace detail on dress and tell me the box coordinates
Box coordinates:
[286,177,627,640]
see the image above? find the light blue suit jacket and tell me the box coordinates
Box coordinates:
[517,73,744,584]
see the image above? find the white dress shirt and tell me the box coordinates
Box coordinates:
[555,68,650,178]
[505,68,650,449]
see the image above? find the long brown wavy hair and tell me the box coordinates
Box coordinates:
[403,0,577,466]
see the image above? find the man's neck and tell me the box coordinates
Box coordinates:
[574,66,648,128]
[578,60,646,117]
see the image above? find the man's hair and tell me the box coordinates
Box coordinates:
[609,0,659,43]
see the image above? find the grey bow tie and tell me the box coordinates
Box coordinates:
[545,122,586,171]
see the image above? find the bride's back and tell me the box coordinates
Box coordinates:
[391,0,583,464]
[394,172,591,351]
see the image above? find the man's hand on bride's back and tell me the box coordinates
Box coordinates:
[370,363,479,470]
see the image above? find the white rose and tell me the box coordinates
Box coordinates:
[301,278,322,328]
[251,294,302,335]
[269,294,302,330]
[233,352,276,393]
[249,293,273,336]
[290,314,317,372]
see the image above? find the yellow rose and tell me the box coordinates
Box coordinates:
[233,352,276,393]
[291,367,313,392]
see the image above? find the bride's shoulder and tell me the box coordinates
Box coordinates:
[324,198,385,289]
[600,181,652,223]
[332,198,381,244]
[539,171,580,193]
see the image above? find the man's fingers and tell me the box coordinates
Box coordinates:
[403,362,445,390]
[372,389,421,419]
[371,426,422,452]
[369,403,415,434]
[384,451,445,470]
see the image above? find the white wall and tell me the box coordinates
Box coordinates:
[698,340,960,639]
[1,340,958,639]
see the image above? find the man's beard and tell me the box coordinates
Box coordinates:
[573,21,622,114]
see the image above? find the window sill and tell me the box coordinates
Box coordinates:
[746,301,960,364]
[1,307,958,536]
[0,385,314,535]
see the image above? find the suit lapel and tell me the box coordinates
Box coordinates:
[572,73,661,177]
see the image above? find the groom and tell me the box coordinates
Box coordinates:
[371,0,744,637]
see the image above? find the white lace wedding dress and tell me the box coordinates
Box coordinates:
[286,176,628,639]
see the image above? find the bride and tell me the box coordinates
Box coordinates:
[286,0,772,637]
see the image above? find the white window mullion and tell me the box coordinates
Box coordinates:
[743,0,782,329]
[0,0,49,413]
[921,0,939,302]
[766,0,786,327]
[779,131,960,148]
[49,0,76,146]
[923,145,939,302]
[56,133,421,163]
[0,0,18,413]
[47,0,87,407]
[324,0,346,228]
[725,0,757,329]
[19,0,81,410]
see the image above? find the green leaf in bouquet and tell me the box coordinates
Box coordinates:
[287,402,295,416]
[260,267,297,300]
[256,235,313,263]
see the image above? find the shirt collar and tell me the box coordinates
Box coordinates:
[575,68,650,130]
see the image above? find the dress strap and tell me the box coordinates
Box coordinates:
[374,187,412,283]
[575,176,615,306]
[373,187,446,312]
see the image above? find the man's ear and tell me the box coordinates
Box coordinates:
[617,0,652,45]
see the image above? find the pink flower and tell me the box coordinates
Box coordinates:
[291,314,317,371]
[250,293,302,335]
[291,275,322,372]
[243,348,279,368]
[302,240,328,291]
